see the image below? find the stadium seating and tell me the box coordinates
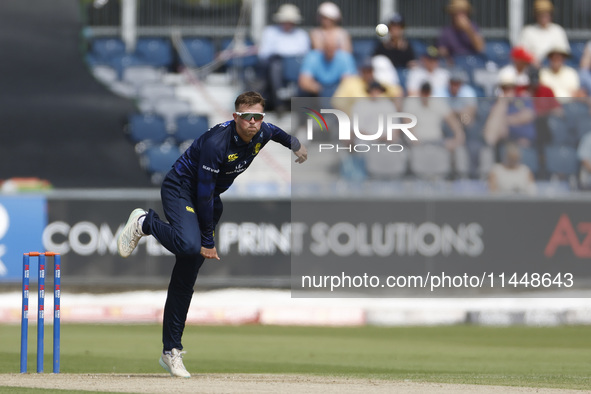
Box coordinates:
[282,56,304,83]
[86,37,126,66]
[484,40,511,67]
[135,37,174,68]
[109,53,150,79]
[141,143,180,174]
[174,114,209,144]
[151,98,193,130]
[409,144,452,179]
[352,38,376,66]
[221,37,258,68]
[453,55,487,84]
[547,114,578,147]
[181,37,216,67]
[122,65,163,88]
[409,38,427,57]
[544,145,579,177]
[126,113,169,144]
[570,40,587,66]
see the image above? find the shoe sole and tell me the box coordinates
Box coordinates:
[117,208,146,258]
[159,356,191,378]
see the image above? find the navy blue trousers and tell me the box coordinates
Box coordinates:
[142,169,223,351]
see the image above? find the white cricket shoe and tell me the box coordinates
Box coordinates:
[159,348,191,378]
[117,208,147,258]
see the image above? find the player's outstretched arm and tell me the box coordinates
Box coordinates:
[200,246,220,260]
[294,145,308,164]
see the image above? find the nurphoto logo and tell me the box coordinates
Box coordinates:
[304,107,418,153]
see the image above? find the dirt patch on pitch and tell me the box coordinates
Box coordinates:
[1,373,588,393]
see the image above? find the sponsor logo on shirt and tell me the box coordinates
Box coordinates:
[186,206,195,213]
[228,153,238,162]
[202,165,220,173]
[252,143,261,155]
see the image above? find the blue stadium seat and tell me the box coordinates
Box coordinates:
[570,40,587,66]
[136,37,174,68]
[544,145,579,177]
[397,67,410,92]
[109,53,150,79]
[87,37,126,65]
[485,40,511,67]
[221,38,258,68]
[547,114,578,147]
[352,38,376,67]
[174,115,209,143]
[563,101,591,140]
[143,143,181,174]
[409,39,427,57]
[181,37,215,67]
[282,56,304,83]
[127,113,169,144]
[453,55,486,84]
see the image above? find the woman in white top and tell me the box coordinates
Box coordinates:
[488,143,537,194]
[309,2,352,53]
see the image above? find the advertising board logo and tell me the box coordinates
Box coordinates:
[544,214,591,258]
[304,107,418,153]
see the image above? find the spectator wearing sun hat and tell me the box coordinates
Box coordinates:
[437,0,485,59]
[497,46,534,96]
[519,0,570,65]
[257,4,310,111]
[540,46,583,99]
[373,12,416,69]
[310,2,352,53]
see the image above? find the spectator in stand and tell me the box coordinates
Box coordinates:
[310,2,352,53]
[540,47,584,100]
[488,142,537,194]
[257,4,310,112]
[332,57,402,115]
[578,41,591,96]
[373,12,416,69]
[484,73,537,149]
[437,0,485,59]
[498,46,534,96]
[298,38,357,98]
[519,0,570,66]
[406,46,450,97]
[523,66,561,116]
[577,132,591,189]
[403,82,465,151]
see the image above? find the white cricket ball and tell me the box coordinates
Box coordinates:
[375,23,389,37]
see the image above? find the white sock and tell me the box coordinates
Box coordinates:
[138,215,146,235]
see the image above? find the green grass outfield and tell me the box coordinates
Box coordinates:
[1,324,590,390]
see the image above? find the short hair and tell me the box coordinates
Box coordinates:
[234,91,266,111]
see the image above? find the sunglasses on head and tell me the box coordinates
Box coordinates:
[236,112,265,121]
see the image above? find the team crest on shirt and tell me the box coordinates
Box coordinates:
[228,153,238,162]
[253,143,261,155]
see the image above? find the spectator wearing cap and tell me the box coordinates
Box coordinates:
[332,57,402,115]
[437,0,485,59]
[540,47,583,99]
[484,72,537,149]
[258,4,310,111]
[497,46,534,96]
[298,38,357,98]
[372,13,416,69]
[406,46,450,97]
[310,2,352,53]
[519,0,570,65]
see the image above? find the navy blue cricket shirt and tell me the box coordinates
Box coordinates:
[173,120,301,248]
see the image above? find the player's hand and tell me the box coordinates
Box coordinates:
[294,145,308,164]
[200,246,220,260]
